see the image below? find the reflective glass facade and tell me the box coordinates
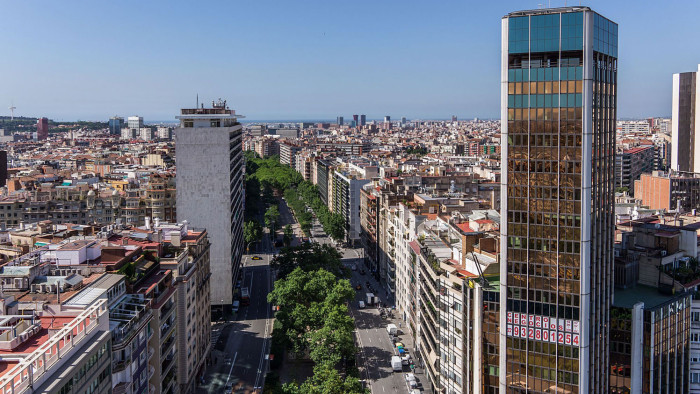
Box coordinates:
[500,7,617,393]
[609,295,691,394]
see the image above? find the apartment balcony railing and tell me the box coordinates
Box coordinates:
[161,352,176,375]
[112,359,129,373]
[161,333,176,355]
[0,299,107,393]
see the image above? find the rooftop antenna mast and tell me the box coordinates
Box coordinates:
[196,94,199,109]
[8,102,16,121]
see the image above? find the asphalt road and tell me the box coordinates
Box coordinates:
[349,269,419,394]
[308,213,418,393]
[199,234,274,393]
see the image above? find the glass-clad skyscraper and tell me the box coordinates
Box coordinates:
[500,7,617,393]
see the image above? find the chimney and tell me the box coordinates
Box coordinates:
[145,217,151,230]
[154,217,161,228]
[171,232,181,247]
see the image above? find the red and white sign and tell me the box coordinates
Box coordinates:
[505,313,581,346]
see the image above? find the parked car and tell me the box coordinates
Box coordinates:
[232,300,240,313]
[405,373,418,388]
[358,301,365,309]
[391,356,403,372]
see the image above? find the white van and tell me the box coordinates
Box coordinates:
[358,301,366,309]
[232,300,240,313]
[391,356,403,372]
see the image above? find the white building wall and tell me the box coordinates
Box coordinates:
[176,125,242,306]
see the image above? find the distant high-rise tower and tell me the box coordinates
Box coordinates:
[109,116,124,135]
[671,64,700,173]
[127,116,144,129]
[353,114,359,126]
[400,116,406,125]
[337,116,344,126]
[451,115,457,122]
[501,7,617,393]
[360,114,366,126]
[383,116,391,130]
[175,99,245,311]
[0,150,7,188]
[36,117,48,140]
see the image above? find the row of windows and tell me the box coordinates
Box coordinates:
[509,287,581,307]
[506,300,581,321]
[508,237,582,254]
[508,211,582,226]
[508,159,583,175]
[508,93,583,108]
[508,66,583,82]
[508,80,583,95]
[508,107,583,121]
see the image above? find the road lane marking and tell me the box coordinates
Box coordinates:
[224,352,238,387]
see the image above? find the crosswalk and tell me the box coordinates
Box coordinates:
[211,325,224,347]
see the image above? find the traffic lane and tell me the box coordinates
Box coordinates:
[229,265,272,392]
[351,297,410,393]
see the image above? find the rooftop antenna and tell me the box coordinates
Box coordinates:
[8,102,16,121]
[196,94,199,109]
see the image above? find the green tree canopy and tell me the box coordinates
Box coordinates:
[244,220,263,250]
[265,205,281,231]
[283,224,293,247]
[282,362,366,394]
[270,243,345,280]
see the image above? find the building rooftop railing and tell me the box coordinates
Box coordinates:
[0,298,108,394]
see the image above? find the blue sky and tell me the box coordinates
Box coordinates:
[1,0,698,121]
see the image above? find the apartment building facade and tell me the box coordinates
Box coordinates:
[175,99,244,309]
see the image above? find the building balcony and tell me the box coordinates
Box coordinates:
[149,364,155,380]
[112,359,130,373]
[160,300,175,320]
[161,333,176,355]
[161,351,176,375]
[162,370,177,393]
[113,382,129,394]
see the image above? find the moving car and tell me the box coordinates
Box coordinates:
[356,284,362,290]
[232,300,240,313]
[252,256,263,260]
[358,301,365,309]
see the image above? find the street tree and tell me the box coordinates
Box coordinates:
[243,220,263,252]
[265,205,281,233]
[326,213,346,242]
[283,224,293,247]
[270,243,344,280]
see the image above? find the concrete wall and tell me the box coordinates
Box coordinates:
[176,126,241,306]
